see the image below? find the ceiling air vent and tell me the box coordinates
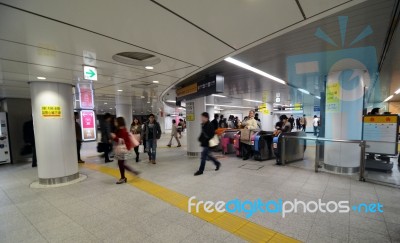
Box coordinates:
[131,82,158,89]
[112,52,161,66]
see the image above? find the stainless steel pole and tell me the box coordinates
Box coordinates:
[359,141,366,182]
[315,140,320,173]
[281,136,286,165]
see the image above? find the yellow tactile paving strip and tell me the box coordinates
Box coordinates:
[81,162,301,243]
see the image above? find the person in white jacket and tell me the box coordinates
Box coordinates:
[167,119,182,147]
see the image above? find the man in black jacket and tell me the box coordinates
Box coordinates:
[211,114,219,131]
[194,112,221,176]
[142,114,162,164]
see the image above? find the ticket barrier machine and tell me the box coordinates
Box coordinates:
[233,132,241,157]
[221,130,240,154]
[280,131,307,164]
[253,131,274,161]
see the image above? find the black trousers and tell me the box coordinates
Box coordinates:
[241,142,253,159]
[32,144,37,167]
[76,141,82,161]
[104,143,112,161]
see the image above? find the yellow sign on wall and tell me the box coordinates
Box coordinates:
[41,106,62,118]
[326,82,340,112]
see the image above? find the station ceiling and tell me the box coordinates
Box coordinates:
[0,0,396,114]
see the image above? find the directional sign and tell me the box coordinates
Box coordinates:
[83,66,97,81]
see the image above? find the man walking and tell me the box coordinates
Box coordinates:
[142,114,162,164]
[194,112,221,176]
[167,119,181,147]
[100,113,113,163]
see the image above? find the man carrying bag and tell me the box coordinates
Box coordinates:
[194,112,221,176]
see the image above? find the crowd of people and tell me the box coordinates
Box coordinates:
[71,110,321,183]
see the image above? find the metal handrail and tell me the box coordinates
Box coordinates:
[281,135,393,144]
[280,135,369,181]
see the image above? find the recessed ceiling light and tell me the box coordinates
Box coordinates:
[141,96,145,98]
[109,108,113,109]
[212,94,226,98]
[298,88,310,95]
[152,80,159,83]
[147,101,150,103]
[104,102,108,104]
[243,99,263,103]
[205,104,254,109]
[145,66,154,70]
[384,95,393,102]
[37,77,46,80]
[117,89,123,92]
[225,57,286,85]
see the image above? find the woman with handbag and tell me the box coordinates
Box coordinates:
[130,117,142,162]
[112,117,140,184]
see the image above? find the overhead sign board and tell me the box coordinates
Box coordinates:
[176,75,224,101]
[80,110,96,141]
[83,66,97,81]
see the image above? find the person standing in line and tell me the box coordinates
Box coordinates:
[142,114,162,164]
[313,115,319,136]
[300,114,307,132]
[23,119,36,167]
[74,112,84,163]
[219,115,225,128]
[227,115,235,128]
[112,117,140,184]
[280,115,292,133]
[130,117,142,162]
[254,113,262,129]
[241,110,259,160]
[211,114,219,131]
[100,113,113,163]
[288,115,295,131]
[167,119,181,148]
[194,112,221,176]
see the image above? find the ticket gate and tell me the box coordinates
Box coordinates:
[221,130,239,154]
[253,131,274,161]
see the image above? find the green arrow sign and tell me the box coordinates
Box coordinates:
[85,69,95,78]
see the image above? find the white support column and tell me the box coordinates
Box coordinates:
[186,97,205,157]
[30,82,78,185]
[206,96,216,118]
[259,103,273,130]
[116,95,132,126]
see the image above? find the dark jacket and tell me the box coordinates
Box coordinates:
[75,121,82,142]
[198,121,215,147]
[142,121,162,140]
[23,120,35,145]
[211,119,218,131]
[100,120,112,144]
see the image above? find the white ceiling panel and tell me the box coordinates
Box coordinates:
[299,0,352,18]
[0,0,233,66]
[155,0,303,49]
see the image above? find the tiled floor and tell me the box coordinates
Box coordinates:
[1,134,400,242]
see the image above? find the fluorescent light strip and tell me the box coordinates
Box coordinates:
[383,95,393,102]
[298,88,310,95]
[395,88,400,95]
[166,100,176,103]
[315,96,321,99]
[225,57,286,85]
[206,104,254,109]
[243,99,263,103]
[212,94,226,98]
